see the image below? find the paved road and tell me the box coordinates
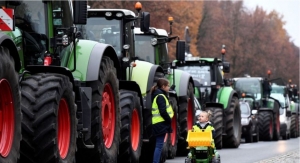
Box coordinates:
[165,138,300,163]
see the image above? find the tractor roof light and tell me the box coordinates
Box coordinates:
[105,12,112,17]
[135,2,142,12]
[168,16,174,24]
[151,38,157,46]
[116,12,123,17]
[221,45,226,55]
[150,29,155,34]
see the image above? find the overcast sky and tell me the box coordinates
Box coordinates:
[243,0,300,47]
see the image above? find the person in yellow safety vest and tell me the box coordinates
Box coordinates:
[151,78,174,163]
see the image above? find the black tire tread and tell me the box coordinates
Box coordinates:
[258,111,273,141]
[118,90,142,163]
[223,97,241,148]
[0,46,22,163]
[20,74,77,163]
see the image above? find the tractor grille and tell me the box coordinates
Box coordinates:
[195,150,208,159]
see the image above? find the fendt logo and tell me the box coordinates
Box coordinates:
[0,9,14,31]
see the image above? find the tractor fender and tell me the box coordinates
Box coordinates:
[119,80,144,110]
[217,86,238,109]
[130,60,164,110]
[25,66,75,88]
[290,102,299,114]
[0,33,21,72]
[65,40,120,82]
[168,69,194,98]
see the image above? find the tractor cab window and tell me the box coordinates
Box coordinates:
[234,79,262,100]
[135,35,155,62]
[124,21,135,59]
[179,66,211,86]
[156,42,169,64]
[52,1,73,29]
[82,18,121,56]
[4,1,47,65]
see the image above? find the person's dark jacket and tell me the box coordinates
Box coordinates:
[151,88,172,136]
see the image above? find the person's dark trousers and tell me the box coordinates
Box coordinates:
[153,134,165,163]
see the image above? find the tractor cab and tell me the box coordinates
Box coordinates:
[176,57,226,103]
[1,0,86,68]
[77,8,150,79]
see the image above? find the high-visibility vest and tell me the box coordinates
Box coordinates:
[192,124,214,133]
[152,94,174,124]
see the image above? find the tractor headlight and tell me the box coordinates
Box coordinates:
[151,38,157,46]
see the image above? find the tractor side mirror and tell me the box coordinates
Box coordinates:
[286,110,292,117]
[140,12,150,32]
[223,62,230,73]
[73,1,87,24]
[176,40,185,61]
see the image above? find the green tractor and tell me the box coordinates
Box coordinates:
[134,18,196,156]
[77,6,179,163]
[232,75,281,141]
[0,1,142,163]
[174,27,241,149]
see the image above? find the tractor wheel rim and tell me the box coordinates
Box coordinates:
[131,109,140,151]
[171,114,177,146]
[0,79,14,157]
[102,83,115,148]
[58,99,71,159]
[187,98,193,130]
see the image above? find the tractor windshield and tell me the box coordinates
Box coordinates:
[135,35,169,64]
[233,78,262,100]
[81,18,122,56]
[178,66,211,86]
[135,35,155,62]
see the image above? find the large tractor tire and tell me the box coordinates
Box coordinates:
[167,96,179,159]
[223,96,241,148]
[76,56,120,163]
[205,107,223,149]
[177,83,195,155]
[20,74,77,163]
[290,114,299,138]
[258,111,273,141]
[272,102,280,141]
[118,90,143,163]
[0,47,21,163]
